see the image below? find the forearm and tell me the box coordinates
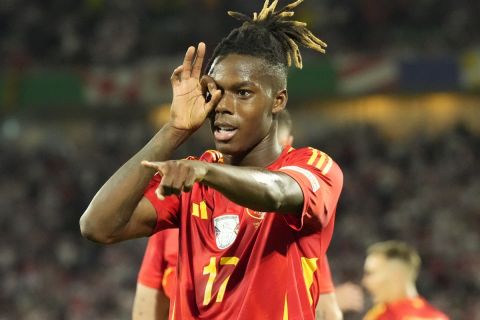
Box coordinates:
[80,124,190,242]
[202,164,303,214]
[132,284,169,320]
[316,293,343,320]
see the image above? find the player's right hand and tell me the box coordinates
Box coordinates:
[169,42,222,131]
[141,159,209,199]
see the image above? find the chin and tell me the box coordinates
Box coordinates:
[214,140,253,158]
[214,142,239,156]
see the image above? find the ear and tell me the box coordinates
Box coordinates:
[272,89,288,114]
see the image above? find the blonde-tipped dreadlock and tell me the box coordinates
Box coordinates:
[222,0,327,69]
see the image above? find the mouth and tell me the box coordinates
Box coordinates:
[213,123,238,142]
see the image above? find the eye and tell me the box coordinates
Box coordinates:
[237,89,252,97]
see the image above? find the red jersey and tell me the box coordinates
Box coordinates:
[318,256,335,294]
[364,297,449,320]
[137,229,333,299]
[144,147,343,320]
[137,228,178,299]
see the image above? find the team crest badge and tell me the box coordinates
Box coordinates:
[214,215,240,249]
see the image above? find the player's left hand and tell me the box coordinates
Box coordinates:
[141,160,208,199]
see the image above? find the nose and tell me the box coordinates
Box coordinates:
[214,92,234,115]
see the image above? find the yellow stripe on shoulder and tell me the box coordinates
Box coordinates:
[321,157,333,175]
[307,148,318,165]
[307,148,334,175]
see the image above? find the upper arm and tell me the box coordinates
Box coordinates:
[117,197,159,241]
[275,171,305,214]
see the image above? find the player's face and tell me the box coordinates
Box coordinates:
[208,54,285,157]
[362,254,394,304]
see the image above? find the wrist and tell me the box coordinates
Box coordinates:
[201,162,216,185]
[150,122,192,151]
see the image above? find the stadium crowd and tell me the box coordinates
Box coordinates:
[1,0,479,65]
[0,116,478,319]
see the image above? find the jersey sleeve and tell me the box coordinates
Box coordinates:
[144,173,181,232]
[318,255,335,294]
[137,228,178,299]
[137,231,165,289]
[277,148,343,231]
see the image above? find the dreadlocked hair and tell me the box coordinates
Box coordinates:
[205,0,327,76]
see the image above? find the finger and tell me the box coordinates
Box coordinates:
[159,170,176,197]
[200,75,215,98]
[182,167,197,192]
[155,187,165,200]
[141,160,165,174]
[169,163,188,194]
[205,88,222,113]
[191,42,206,79]
[182,46,196,80]
[170,65,184,85]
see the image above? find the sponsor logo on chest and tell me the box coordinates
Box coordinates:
[213,214,240,249]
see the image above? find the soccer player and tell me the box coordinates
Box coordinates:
[80,0,343,319]
[132,110,345,320]
[362,241,449,320]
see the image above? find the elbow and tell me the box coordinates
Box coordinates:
[264,178,303,213]
[79,211,115,245]
[265,187,284,211]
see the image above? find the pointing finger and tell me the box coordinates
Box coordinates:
[141,161,165,174]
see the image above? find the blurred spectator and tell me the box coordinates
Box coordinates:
[1,0,479,65]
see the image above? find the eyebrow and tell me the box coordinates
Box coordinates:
[214,80,259,91]
[220,81,258,90]
[236,81,257,87]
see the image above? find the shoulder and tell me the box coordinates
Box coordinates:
[282,147,343,184]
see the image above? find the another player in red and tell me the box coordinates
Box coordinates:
[362,241,449,320]
[80,0,343,319]
[133,228,178,319]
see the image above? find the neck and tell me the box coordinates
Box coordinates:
[223,132,283,167]
[387,283,418,303]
